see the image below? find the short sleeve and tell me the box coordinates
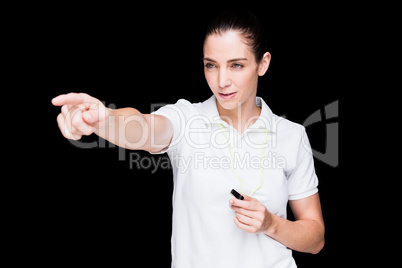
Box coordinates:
[287,127,319,200]
[150,99,192,154]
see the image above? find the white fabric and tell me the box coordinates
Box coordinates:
[151,95,318,268]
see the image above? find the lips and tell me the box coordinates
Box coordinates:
[218,92,237,100]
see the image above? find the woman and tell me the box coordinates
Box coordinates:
[52,10,324,268]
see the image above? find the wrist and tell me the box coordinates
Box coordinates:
[264,213,283,237]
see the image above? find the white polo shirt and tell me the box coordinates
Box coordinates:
[151,95,318,268]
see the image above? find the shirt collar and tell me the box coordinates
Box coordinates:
[202,95,276,132]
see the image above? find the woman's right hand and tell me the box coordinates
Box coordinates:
[52,93,108,140]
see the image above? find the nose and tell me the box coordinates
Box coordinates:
[218,68,232,89]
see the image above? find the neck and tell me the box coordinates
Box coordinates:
[217,96,261,134]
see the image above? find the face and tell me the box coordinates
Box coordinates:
[203,31,270,111]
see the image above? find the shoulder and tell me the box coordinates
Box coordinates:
[152,98,203,119]
[271,113,312,161]
[176,99,204,116]
[258,96,305,142]
[271,113,306,141]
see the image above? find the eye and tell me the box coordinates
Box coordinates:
[205,63,216,69]
[231,63,244,69]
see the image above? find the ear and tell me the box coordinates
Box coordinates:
[258,52,271,76]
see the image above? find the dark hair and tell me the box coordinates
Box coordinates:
[204,10,267,63]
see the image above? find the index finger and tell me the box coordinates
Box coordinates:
[51,93,94,107]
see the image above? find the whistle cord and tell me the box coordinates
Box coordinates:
[219,123,269,196]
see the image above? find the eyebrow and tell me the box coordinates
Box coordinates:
[203,57,248,63]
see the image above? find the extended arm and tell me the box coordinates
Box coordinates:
[52,92,173,153]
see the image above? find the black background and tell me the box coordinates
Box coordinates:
[26,2,344,267]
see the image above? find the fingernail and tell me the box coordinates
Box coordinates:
[229,199,234,204]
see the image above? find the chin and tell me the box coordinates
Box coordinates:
[216,96,242,110]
